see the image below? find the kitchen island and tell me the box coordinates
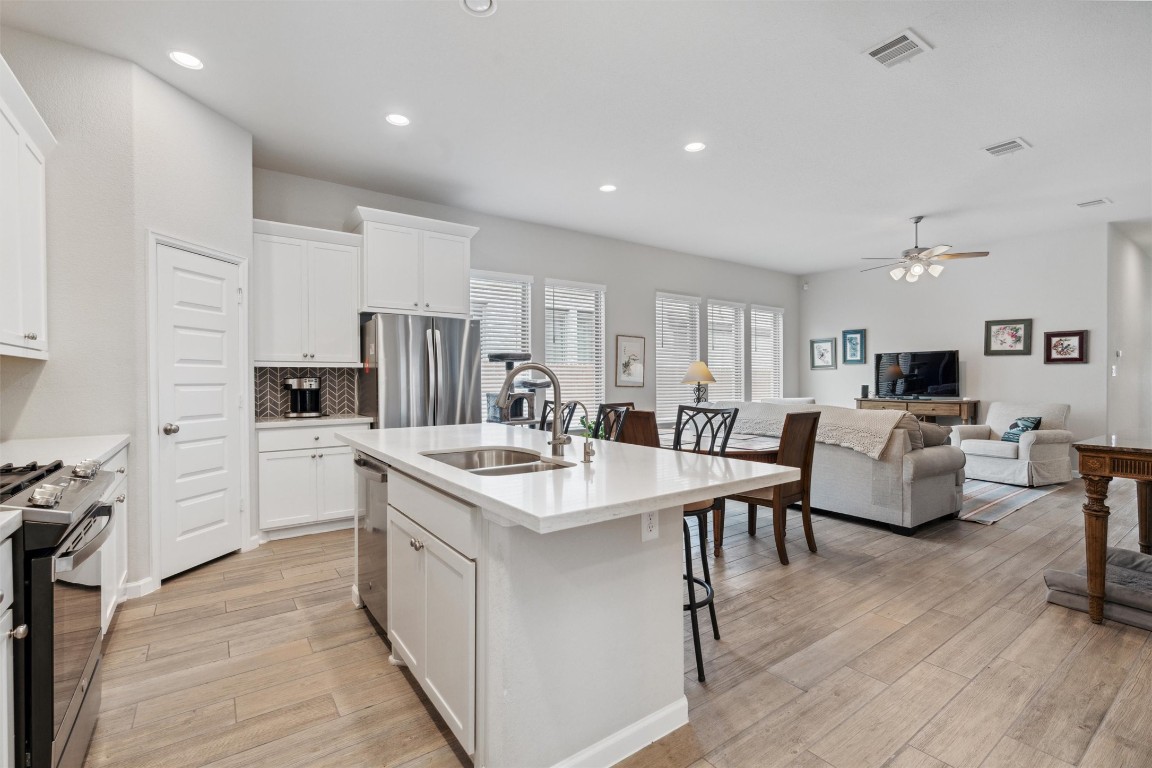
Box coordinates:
[340,423,800,768]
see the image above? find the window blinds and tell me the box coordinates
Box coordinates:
[707,301,745,402]
[544,280,605,412]
[655,292,701,422]
[470,272,532,411]
[750,305,784,400]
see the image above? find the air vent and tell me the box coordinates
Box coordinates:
[1076,198,1113,208]
[866,29,932,67]
[982,137,1031,157]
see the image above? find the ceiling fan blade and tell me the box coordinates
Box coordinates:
[860,262,903,273]
[861,257,903,260]
[921,244,952,258]
[933,251,989,260]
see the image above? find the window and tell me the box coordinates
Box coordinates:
[655,292,701,422]
[544,279,605,412]
[706,301,745,402]
[470,271,532,412]
[750,305,784,400]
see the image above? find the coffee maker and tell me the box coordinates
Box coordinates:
[284,377,322,418]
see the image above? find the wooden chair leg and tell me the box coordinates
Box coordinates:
[801,495,817,553]
[772,487,789,565]
[747,503,758,536]
[713,504,725,558]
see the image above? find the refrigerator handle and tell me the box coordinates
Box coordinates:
[433,328,446,426]
[425,328,437,425]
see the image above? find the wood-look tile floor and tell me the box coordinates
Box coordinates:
[88,479,1152,768]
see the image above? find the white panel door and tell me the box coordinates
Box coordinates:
[362,222,419,311]
[308,241,359,363]
[0,105,24,350]
[420,232,469,315]
[157,243,243,579]
[252,234,307,363]
[387,508,425,677]
[316,446,355,521]
[258,450,317,529]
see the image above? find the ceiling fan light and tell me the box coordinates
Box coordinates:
[906,272,920,283]
[909,262,926,276]
[927,264,944,277]
[889,267,906,281]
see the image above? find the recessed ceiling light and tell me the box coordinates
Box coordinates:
[684,142,706,152]
[599,184,617,192]
[168,51,203,70]
[461,0,497,17]
[386,114,411,127]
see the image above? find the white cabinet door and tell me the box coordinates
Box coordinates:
[386,508,425,678]
[362,222,420,312]
[100,475,128,634]
[307,241,359,364]
[258,449,317,529]
[0,104,25,351]
[16,139,46,351]
[420,232,469,315]
[1,609,13,768]
[252,234,308,363]
[421,529,476,754]
[316,446,356,521]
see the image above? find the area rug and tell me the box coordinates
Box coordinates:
[959,479,1060,525]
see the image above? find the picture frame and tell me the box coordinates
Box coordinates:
[842,329,866,365]
[810,338,837,370]
[1043,330,1088,364]
[984,318,1032,356]
[615,334,645,386]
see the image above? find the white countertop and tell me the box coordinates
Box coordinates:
[0,510,21,541]
[339,423,800,533]
[0,434,130,466]
[255,414,373,429]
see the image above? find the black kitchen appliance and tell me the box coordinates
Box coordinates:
[1,459,116,768]
[284,376,322,418]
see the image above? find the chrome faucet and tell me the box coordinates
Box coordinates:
[496,363,572,458]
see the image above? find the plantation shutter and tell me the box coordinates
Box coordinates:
[544,279,606,412]
[655,292,701,422]
[750,305,784,400]
[470,271,532,413]
[707,301,745,402]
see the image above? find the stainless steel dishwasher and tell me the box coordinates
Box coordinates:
[353,451,389,637]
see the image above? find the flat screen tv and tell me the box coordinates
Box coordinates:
[874,350,959,398]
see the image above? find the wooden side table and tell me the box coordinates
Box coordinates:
[855,398,980,425]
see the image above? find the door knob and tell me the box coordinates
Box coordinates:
[162,423,180,435]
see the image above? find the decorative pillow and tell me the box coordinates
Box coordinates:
[1002,416,1042,443]
[895,412,925,451]
[919,422,952,447]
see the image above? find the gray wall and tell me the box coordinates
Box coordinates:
[254,168,805,409]
[797,223,1109,441]
[1106,223,1152,435]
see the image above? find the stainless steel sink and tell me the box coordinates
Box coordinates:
[422,447,541,470]
[470,460,575,477]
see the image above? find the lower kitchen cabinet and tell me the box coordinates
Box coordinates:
[100,446,129,634]
[1,609,12,768]
[388,506,476,755]
[256,422,368,531]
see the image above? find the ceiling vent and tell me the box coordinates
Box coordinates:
[1076,198,1113,208]
[982,137,1031,157]
[866,29,932,67]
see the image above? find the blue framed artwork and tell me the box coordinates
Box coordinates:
[842,329,866,365]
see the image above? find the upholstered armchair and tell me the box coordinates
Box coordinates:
[950,401,1073,486]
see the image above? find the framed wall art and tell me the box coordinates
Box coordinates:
[1043,330,1087,364]
[810,338,837,370]
[615,334,645,386]
[842,329,866,365]
[984,318,1032,356]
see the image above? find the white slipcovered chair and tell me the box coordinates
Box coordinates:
[950,401,1073,486]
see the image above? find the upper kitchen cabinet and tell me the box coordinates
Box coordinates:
[252,220,361,366]
[0,54,56,360]
[351,207,479,317]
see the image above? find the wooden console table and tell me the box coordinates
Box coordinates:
[1073,436,1152,623]
[855,398,980,425]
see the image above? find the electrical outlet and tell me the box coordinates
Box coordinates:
[641,510,658,541]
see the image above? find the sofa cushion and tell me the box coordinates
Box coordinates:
[1002,416,1042,443]
[896,412,924,451]
[962,439,1020,459]
[919,422,952,447]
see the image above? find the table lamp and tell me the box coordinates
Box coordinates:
[681,361,716,405]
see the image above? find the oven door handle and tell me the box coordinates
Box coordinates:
[52,504,114,581]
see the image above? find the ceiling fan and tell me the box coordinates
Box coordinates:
[861,216,989,282]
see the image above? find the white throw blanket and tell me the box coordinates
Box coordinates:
[710,401,906,460]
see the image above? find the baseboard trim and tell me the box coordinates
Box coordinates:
[550,696,688,768]
[261,518,353,541]
[124,576,157,599]
[245,534,265,551]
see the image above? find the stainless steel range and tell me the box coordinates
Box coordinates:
[0,459,116,768]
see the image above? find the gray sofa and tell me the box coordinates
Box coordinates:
[714,402,966,532]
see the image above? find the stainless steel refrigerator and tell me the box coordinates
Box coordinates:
[355,313,481,635]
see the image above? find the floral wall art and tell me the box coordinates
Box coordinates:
[1044,330,1088,363]
[984,318,1032,356]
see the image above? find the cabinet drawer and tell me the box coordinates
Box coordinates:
[257,423,368,452]
[389,473,478,559]
[104,446,129,481]
[0,539,12,614]
[908,402,957,417]
[859,400,904,411]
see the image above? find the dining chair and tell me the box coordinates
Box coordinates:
[591,402,634,441]
[618,409,660,448]
[672,404,738,682]
[728,410,821,565]
[538,400,577,433]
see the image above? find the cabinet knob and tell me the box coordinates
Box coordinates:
[302,352,308,359]
[314,436,320,441]
[116,494,126,504]
[117,466,126,474]
[8,624,28,640]
[425,302,430,308]
[311,453,317,459]
[309,353,315,359]
[318,453,324,458]
[23,332,37,340]
[410,538,424,551]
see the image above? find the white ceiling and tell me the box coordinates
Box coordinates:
[2,0,1149,274]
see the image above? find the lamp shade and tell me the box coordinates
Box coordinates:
[681,360,716,385]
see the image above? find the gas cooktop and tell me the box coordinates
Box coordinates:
[0,459,116,526]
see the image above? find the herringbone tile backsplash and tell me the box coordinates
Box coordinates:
[254,367,358,419]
